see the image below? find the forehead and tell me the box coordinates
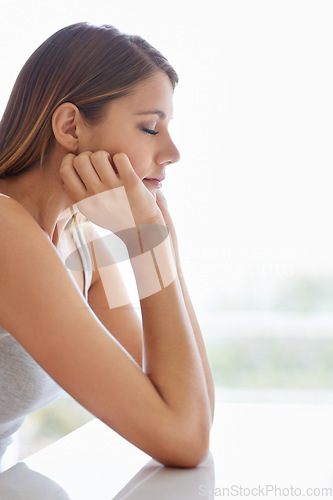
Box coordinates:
[115,72,174,118]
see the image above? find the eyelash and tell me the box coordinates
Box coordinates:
[142,128,159,136]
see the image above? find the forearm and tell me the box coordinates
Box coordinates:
[176,266,215,424]
[169,228,215,424]
[129,228,211,434]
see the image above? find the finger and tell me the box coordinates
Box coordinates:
[155,191,169,216]
[90,151,121,187]
[59,154,87,202]
[112,153,141,188]
[73,152,102,193]
[155,190,168,207]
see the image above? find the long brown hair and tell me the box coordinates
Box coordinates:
[0,22,178,177]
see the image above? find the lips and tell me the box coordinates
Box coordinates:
[143,176,165,189]
[143,175,165,189]
[144,175,166,182]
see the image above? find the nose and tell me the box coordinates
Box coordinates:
[156,135,181,167]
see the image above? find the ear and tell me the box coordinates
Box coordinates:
[52,103,82,153]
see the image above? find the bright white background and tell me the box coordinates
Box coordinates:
[1,4,333,469]
[0,0,332,313]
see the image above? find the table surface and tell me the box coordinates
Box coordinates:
[1,400,333,499]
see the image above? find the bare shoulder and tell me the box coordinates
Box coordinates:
[0,195,85,332]
[0,193,22,209]
[0,192,22,214]
[0,195,55,266]
[0,194,39,234]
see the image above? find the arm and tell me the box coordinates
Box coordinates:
[85,223,143,367]
[0,156,211,467]
[83,218,214,420]
[84,219,214,426]
[85,220,214,422]
[156,191,215,424]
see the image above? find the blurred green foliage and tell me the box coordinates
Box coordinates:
[208,273,333,312]
[19,396,93,459]
[207,337,333,389]
[272,275,333,312]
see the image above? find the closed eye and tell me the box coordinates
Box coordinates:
[142,128,159,136]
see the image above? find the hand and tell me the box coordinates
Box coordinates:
[156,191,181,269]
[60,151,164,232]
[155,191,175,235]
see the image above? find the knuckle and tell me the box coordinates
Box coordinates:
[59,164,70,178]
[72,155,86,169]
[112,152,126,163]
[91,150,109,162]
[74,151,92,165]
[60,154,73,171]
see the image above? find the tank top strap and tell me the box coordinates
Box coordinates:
[69,220,93,300]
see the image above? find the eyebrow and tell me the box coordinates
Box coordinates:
[133,110,167,119]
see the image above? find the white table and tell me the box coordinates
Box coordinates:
[1,401,333,499]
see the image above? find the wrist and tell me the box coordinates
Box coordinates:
[115,220,168,258]
[130,233,177,299]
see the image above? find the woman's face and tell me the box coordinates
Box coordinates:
[80,72,180,195]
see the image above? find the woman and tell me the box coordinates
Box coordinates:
[0,22,214,469]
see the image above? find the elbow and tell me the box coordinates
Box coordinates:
[155,421,211,468]
[162,448,210,469]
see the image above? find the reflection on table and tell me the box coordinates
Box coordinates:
[1,400,333,499]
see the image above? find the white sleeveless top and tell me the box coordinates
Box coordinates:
[0,220,93,468]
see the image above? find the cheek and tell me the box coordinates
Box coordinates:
[88,127,151,179]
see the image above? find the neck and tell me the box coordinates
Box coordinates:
[0,151,74,246]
